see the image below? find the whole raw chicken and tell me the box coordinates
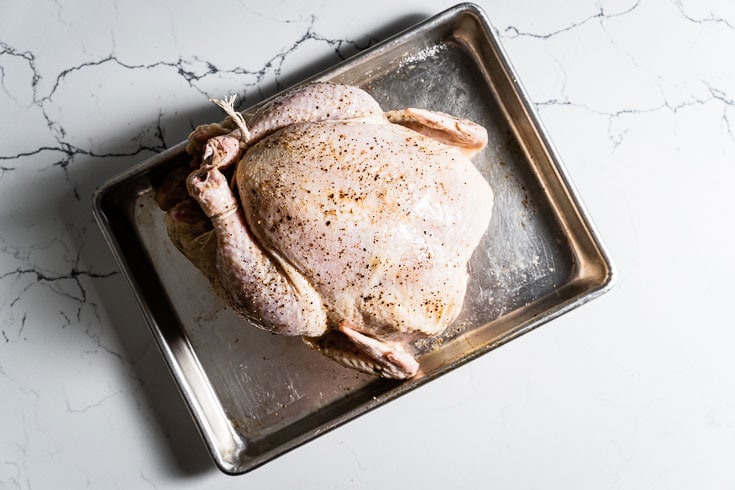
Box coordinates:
[179,82,493,379]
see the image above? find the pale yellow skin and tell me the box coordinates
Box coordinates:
[186,83,493,378]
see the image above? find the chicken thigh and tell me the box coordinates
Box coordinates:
[184,82,493,378]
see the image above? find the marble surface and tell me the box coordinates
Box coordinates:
[1,0,734,488]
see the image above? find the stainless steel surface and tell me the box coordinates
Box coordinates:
[93,3,613,474]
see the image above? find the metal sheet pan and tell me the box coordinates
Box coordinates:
[93,3,614,474]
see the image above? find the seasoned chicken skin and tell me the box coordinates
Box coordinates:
[184,82,493,378]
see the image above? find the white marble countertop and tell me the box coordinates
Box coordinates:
[2,0,734,488]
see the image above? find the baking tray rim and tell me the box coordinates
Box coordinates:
[92,2,615,474]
